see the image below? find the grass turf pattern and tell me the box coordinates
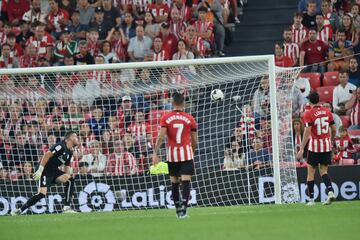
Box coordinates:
[1,201,359,240]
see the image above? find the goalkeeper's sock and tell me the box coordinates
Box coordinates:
[64,177,75,206]
[20,193,45,212]
[307,180,315,200]
[171,182,181,209]
[182,180,191,209]
[321,174,334,193]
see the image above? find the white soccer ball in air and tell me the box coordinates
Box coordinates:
[211,89,224,102]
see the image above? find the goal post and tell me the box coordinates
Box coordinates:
[0,55,300,215]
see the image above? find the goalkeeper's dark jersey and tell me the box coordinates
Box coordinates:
[44,141,73,172]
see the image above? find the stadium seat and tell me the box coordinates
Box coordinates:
[323,72,340,86]
[340,116,351,128]
[316,86,335,103]
[298,72,321,90]
[348,129,360,139]
[339,159,355,165]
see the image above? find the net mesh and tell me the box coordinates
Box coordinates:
[0,57,301,215]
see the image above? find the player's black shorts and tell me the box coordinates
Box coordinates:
[39,168,65,188]
[167,160,195,177]
[307,151,332,167]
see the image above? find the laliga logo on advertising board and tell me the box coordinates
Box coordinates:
[78,182,197,212]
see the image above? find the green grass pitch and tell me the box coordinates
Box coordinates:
[1,201,359,240]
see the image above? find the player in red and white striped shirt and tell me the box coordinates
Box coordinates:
[153,36,169,61]
[26,24,54,60]
[297,91,336,206]
[345,87,360,129]
[169,7,187,40]
[315,14,333,44]
[153,92,197,218]
[291,12,308,45]
[283,29,300,65]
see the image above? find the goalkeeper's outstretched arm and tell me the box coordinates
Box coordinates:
[33,151,53,181]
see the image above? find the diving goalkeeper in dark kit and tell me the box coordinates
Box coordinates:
[11,131,79,215]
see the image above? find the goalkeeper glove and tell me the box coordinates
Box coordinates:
[33,165,44,181]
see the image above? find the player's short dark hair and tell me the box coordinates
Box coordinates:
[308,27,317,32]
[307,91,320,104]
[337,28,346,34]
[172,92,185,106]
[64,131,77,140]
[293,12,303,17]
[198,6,208,13]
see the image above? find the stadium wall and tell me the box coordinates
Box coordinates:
[0,166,359,215]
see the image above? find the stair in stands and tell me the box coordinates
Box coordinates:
[227,0,299,56]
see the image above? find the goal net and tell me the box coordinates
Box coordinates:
[0,56,301,215]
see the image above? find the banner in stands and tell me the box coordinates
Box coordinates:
[0,166,359,215]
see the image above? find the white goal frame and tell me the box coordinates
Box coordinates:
[0,55,283,204]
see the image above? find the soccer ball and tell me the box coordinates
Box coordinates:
[211,89,224,102]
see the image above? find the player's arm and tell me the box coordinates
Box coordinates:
[296,125,311,160]
[152,127,167,165]
[330,123,336,142]
[191,130,197,153]
[33,151,54,180]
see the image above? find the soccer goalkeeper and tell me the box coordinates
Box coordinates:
[11,131,79,215]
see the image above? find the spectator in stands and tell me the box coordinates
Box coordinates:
[80,140,107,177]
[302,0,317,28]
[77,0,95,25]
[300,28,328,74]
[17,21,34,49]
[345,86,360,130]
[158,22,178,59]
[22,0,46,24]
[293,86,306,118]
[100,40,116,63]
[0,141,7,169]
[291,12,307,45]
[197,2,225,57]
[323,102,342,136]
[248,137,271,170]
[3,104,24,142]
[54,27,78,63]
[315,13,333,45]
[102,0,121,27]
[253,75,270,120]
[62,103,84,132]
[152,36,167,61]
[7,0,30,26]
[328,29,353,72]
[144,11,160,40]
[283,29,299,66]
[169,7,187,40]
[298,0,321,14]
[90,7,112,40]
[106,27,128,62]
[101,130,114,155]
[19,161,33,180]
[0,43,19,68]
[293,119,306,163]
[333,126,354,164]
[350,3,360,29]
[7,32,23,58]
[274,42,293,67]
[88,107,109,140]
[321,0,340,32]
[67,10,88,41]
[348,57,360,87]
[341,14,357,44]
[122,132,142,165]
[107,140,138,176]
[333,71,357,115]
[122,12,136,41]
[75,40,95,65]
[26,24,54,61]
[47,0,69,39]
[49,115,66,141]
[224,128,245,170]
[0,168,8,180]
[117,96,135,134]
[131,0,148,20]
[184,25,205,58]
[42,133,57,154]
[75,161,93,180]
[128,25,152,62]
[86,28,100,56]
[172,39,194,60]
[11,131,38,167]
[148,0,170,23]
[26,120,45,147]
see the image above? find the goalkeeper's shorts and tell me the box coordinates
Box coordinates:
[39,169,65,188]
[167,160,195,177]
